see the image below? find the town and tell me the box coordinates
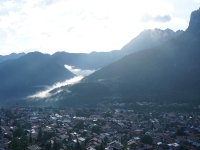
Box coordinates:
[0,103,200,150]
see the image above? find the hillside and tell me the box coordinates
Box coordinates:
[49,8,200,106]
[0,52,25,63]
[51,50,122,70]
[0,52,75,100]
[121,28,183,54]
[51,29,182,70]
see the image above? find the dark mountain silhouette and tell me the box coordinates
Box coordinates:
[51,29,182,70]
[0,52,25,63]
[0,29,181,103]
[51,50,122,70]
[0,59,15,68]
[50,8,200,106]
[121,28,183,54]
[0,52,75,100]
[1,8,197,105]
[186,8,200,37]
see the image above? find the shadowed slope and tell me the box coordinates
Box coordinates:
[0,52,75,100]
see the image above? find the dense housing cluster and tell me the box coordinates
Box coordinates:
[0,104,200,150]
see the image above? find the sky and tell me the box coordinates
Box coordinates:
[0,0,199,55]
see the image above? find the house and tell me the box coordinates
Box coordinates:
[144,144,152,150]
[27,145,42,150]
[107,140,124,150]
[127,140,139,150]
[67,140,76,148]
[78,137,85,144]
[0,143,7,150]
[86,146,96,150]
[167,143,179,149]
[87,138,100,149]
[100,133,110,139]
[175,136,186,143]
[59,134,69,142]
[134,129,143,135]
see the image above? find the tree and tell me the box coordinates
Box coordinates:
[13,127,23,137]
[53,139,62,150]
[101,121,106,126]
[92,126,100,134]
[12,121,21,127]
[44,132,54,141]
[151,123,154,130]
[37,128,42,142]
[10,137,21,150]
[140,135,153,145]
[45,141,52,150]
[104,137,108,146]
[68,134,72,141]
[0,128,2,135]
[74,141,82,150]
[29,135,32,143]
[20,135,29,149]
[98,143,104,150]
[176,128,187,136]
[13,148,21,150]
[74,121,84,130]
[103,113,112,118]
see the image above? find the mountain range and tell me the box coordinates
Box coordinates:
[0,29,181,71]
[0,28,181,103]
[51,29,183,70]
[46,8,200,107]
[1,8,200,107]
[0,52,75,101]
[0,52,25,63]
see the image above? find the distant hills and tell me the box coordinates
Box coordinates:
[51,29,183,70]
[47,8,200,106]
[51,50,122,70]
[121,28,183,54]
[0,52,75,100]
[1,8,199,106]
[0,52,25,63]
[0,29,181,71]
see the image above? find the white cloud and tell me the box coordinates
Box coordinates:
[141,13,172,23]
[0,0,191,55]
[27,64,95,99]
[27,76,83,99]
[65,64,96,76]
[194,0,200,2]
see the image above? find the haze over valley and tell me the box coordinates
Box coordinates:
[0,1,200,108]
[1,2,200,150]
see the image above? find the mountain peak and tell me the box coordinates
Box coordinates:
[121,28,183,54]
[186,8,200,36]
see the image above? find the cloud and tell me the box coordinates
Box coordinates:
[45,0,63,6]
[0,0,189,55]
[67,27,74,33]
[141,13,172,23]
[194,0,200,2]
[27,76,83,99]
[0,28,8,41]
[27,64,95,99]
[90,12,109,20]
[154,15,171,23]
[65,64,96,76]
